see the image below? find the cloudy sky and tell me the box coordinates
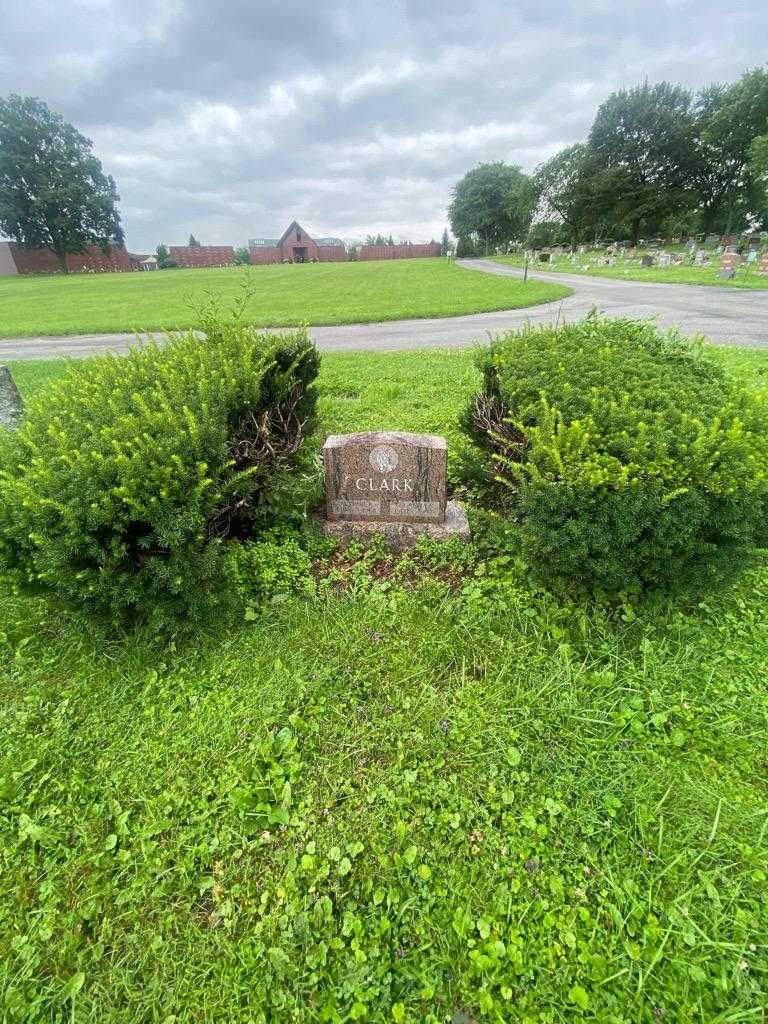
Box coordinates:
[1,0,766,251]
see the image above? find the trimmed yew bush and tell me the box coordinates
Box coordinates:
[465,315,768,594]
[0,322,319,622]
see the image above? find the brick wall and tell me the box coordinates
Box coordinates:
[168,245,234,268]
[249,247,282,264]
[9,243,131,274]
[358,243,441,261]
[317,245,346,262]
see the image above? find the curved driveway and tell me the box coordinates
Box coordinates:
[1,257,766,361]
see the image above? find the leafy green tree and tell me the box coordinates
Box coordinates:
[233,246,251,265]
[440,227,452,255]
[188,233,201,247]
[155,243,176,269]
[455,236,480,257]
[156,243,169,266]
[526,220,570,249]
[0,94,123,274]
[448,162,535,253]
[588,82,699,245]
[696,68,768,234]
[750,134,768,181]
[532,144,595,246]
[749,135,768,228]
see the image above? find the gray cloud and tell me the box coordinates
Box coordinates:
[1,0,766,249]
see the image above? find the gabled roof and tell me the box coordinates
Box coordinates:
[277,220,313,247]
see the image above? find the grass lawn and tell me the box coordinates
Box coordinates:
[493,253,768,289]
[0,259,570,338]
[2,348,767,1023]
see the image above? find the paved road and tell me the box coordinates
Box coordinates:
[1,258,766,361]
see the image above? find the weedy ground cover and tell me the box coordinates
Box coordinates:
[1,347,766,1022]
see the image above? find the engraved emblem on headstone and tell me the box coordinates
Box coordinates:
[369,445,399,473]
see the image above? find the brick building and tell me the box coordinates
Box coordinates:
[0,240,131,274]
[249,222,346,264]
[358,242,441,261]
[167,245,234,268]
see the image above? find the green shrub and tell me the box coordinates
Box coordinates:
[224,530,317,606]
[465,315,768,595]
[0,322,320,622]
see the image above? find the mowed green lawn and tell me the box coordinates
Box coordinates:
[0,258,570,337]
[2,347,767,1022]
[493,253,768,289]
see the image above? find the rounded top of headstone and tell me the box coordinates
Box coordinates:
[322,431,447,451]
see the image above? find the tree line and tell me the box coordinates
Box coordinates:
[449,67,768,252]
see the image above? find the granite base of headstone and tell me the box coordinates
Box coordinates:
[718,268,736,280]
[318,431,470,551]
[0,365,24,430]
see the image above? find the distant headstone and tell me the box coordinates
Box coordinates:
[320,431,470,550]
[0,365,24,429]
[705,234,719,248]
[720,252,740,273]
[757,252,768,275]
[718,268,736,280]
[640,255,654,268]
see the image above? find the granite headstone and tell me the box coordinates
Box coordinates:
[0,365,24,430]
[320,431,470,549]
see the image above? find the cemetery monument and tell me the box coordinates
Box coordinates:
[320,431,470,550]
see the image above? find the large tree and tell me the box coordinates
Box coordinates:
[695,68,768,234]
[532,143,595,246]
[588,82,699,244]
[0,94,123,273]
[750,134,768,182]
[448,162,535,253]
